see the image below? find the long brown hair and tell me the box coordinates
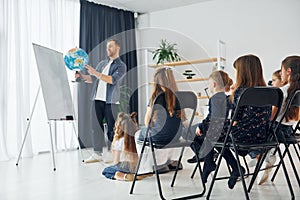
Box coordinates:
[113,112,139,170]
[281,56,300,122]
[231,54,266,101]
[151,67,178,117]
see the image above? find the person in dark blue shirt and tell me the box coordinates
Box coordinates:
[76,39,127,163]
[138,67,183,145]
[186,71,233,183]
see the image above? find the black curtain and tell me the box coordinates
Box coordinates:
[78,0,138,148]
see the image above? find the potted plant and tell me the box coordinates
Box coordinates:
[152,39,181,65]
[118,85,132,113]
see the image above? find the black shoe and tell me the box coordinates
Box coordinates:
[202,164,216,184]
[228,167,246,189]
[213,150,219,162]
[187,155,204,163]
[154,165,170,174]
[168,160,183,171]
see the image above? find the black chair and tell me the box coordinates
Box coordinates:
[270,90,300,187]
[130,91,205,200]
[206,87,294,200]
[291,121,300,161]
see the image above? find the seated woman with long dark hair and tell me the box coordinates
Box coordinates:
[136,67,184,173]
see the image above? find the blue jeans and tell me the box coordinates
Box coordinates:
[102,162,132,179]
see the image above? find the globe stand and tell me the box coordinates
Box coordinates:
[15,86,84,171]
[71,71,87,83]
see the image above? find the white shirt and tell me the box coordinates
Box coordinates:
[94,60,112,101]
[112,137,124,162]
[276,84,295,125]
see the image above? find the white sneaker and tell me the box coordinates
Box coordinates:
[85,153,102,164]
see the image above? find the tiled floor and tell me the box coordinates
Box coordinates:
[0,147,299,200]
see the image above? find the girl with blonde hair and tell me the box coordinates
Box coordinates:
[271,69,286,87]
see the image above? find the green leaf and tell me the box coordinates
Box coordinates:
[152,39,181,65]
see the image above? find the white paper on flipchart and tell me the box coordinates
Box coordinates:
[32,43,74,120]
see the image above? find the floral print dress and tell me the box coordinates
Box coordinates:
[231,87,272,144]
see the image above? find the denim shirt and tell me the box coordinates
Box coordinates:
[90,57,127,103]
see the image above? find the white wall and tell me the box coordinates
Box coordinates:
[136,0,300,123]
[146,0,300,78]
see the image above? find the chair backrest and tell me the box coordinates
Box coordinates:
[174,91,197,140]
[174,91,198,110]
[236,87,283,109]
[149,91,197,123]
[232,87,283,122]
[277,90,300,125]
[147,91,197,145]
[227,87,283,144]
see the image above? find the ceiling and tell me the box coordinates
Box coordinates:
[90,0,213,13]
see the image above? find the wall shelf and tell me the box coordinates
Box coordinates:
[198,96,209,99]
[176,77,209,83]
[149,77,209,85]
[148,57,226,68]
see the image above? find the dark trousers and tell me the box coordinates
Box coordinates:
[203,146,248,174]
[94,100,118,152]
[273,121,294,143]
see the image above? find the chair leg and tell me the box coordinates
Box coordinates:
[293,144,300,161]
[243,156,250,178]
[195,151,206,197]
[173,151,206,200]
[248,150,268,192]
[191,164,198,179]
[150,143,166,200]
[276,147,295,199]
[271,145,288,182]
[285,145,300,187]
[206,146,226,200]
[232,147,249,200]
[298,143,300,158]
[171,147,185,187]
[130,140,147,194]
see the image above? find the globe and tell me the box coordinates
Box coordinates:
[64,47,89,70]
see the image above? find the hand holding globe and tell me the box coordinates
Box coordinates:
[64,47,89,70]
[64,47,89,82]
